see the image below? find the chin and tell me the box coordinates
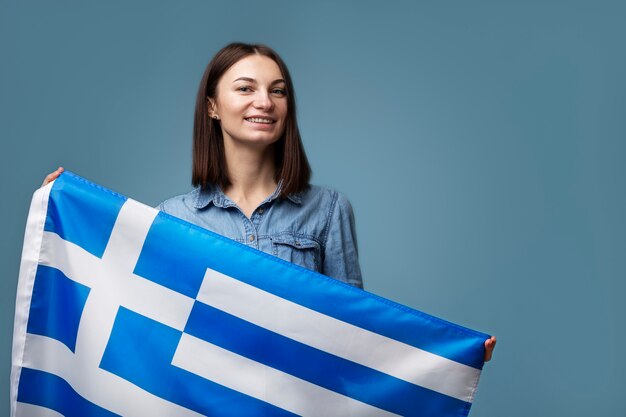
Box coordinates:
[241,136,281,147]
[245,131,282,144]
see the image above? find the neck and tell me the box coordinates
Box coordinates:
[223,139,278,207]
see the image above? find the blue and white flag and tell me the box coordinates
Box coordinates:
[12,172,489,417]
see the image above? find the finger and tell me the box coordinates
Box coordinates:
[41,167,65,187]
[42,174,54,187]
[484,336,497,362]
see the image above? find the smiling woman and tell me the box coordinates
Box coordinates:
[160,42,364,289]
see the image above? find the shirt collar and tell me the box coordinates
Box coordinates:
[193,181,303,209]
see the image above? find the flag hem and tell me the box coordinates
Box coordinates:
[11,181,53,417]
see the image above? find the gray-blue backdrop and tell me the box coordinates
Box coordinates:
[2,1,624,416]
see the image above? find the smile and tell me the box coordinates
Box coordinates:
[245,117,275,124]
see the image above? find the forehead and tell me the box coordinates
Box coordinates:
[221,54,284,83]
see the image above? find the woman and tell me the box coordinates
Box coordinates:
[43,42,495,359]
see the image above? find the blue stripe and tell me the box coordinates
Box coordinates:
[133,213,205,298]
[17,368,120,417]
[45,172,126,258]
[99,306,297,417]
[27,265,90,353]
[186,301,471,417]
[150,209,488,368]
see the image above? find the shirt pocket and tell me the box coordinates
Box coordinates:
[271,233,321,272]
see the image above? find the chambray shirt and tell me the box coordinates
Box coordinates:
[158,183,363,288]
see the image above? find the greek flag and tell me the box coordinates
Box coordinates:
[11,172,489,417]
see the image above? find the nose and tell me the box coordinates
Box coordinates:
[253,91,274,111]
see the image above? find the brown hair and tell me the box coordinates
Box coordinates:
[192,42,311,197]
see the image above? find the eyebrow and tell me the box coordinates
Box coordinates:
[233,77,286,85]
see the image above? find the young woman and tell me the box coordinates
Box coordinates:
[159,43,363,289]
[42,42,495,359]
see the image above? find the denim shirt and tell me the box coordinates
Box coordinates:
[158,183,363,288]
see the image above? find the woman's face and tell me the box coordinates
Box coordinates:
[211,54,288,149]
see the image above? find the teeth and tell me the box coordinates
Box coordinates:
[246,117,274,124]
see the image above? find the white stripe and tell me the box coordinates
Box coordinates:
[173,333,400,417]
[12,183,53,417]
[16,402,64,417]
[197,268,482,402]
[23,333,204,417]
[101,199,157,270]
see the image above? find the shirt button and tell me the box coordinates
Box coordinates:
[248,235,256,242]
[258,208,265,214]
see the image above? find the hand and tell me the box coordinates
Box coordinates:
[484,336,497,362]
[41,167,64,187]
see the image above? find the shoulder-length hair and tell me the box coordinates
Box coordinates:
[192,42,311,197]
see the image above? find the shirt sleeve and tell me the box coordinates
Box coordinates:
[322,192,364,289]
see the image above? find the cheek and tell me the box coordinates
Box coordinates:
[278,103,289,120]
[218,95,247,116]
[277,111,288,128]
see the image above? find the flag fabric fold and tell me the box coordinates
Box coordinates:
[11,172,489,417]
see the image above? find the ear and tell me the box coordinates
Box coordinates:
[207,97,219,120]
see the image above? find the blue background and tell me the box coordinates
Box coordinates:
[1,0,624,415]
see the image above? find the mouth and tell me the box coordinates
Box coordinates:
[244,117,276,125]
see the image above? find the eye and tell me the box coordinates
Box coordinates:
[237,86,253,92]
[271,88,286,97]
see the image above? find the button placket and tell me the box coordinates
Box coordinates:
[251,205,266,228]
[239,211,259,249]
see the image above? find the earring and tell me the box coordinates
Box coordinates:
[212,115,220,120]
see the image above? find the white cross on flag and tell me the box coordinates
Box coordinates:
[11,172,489,416]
